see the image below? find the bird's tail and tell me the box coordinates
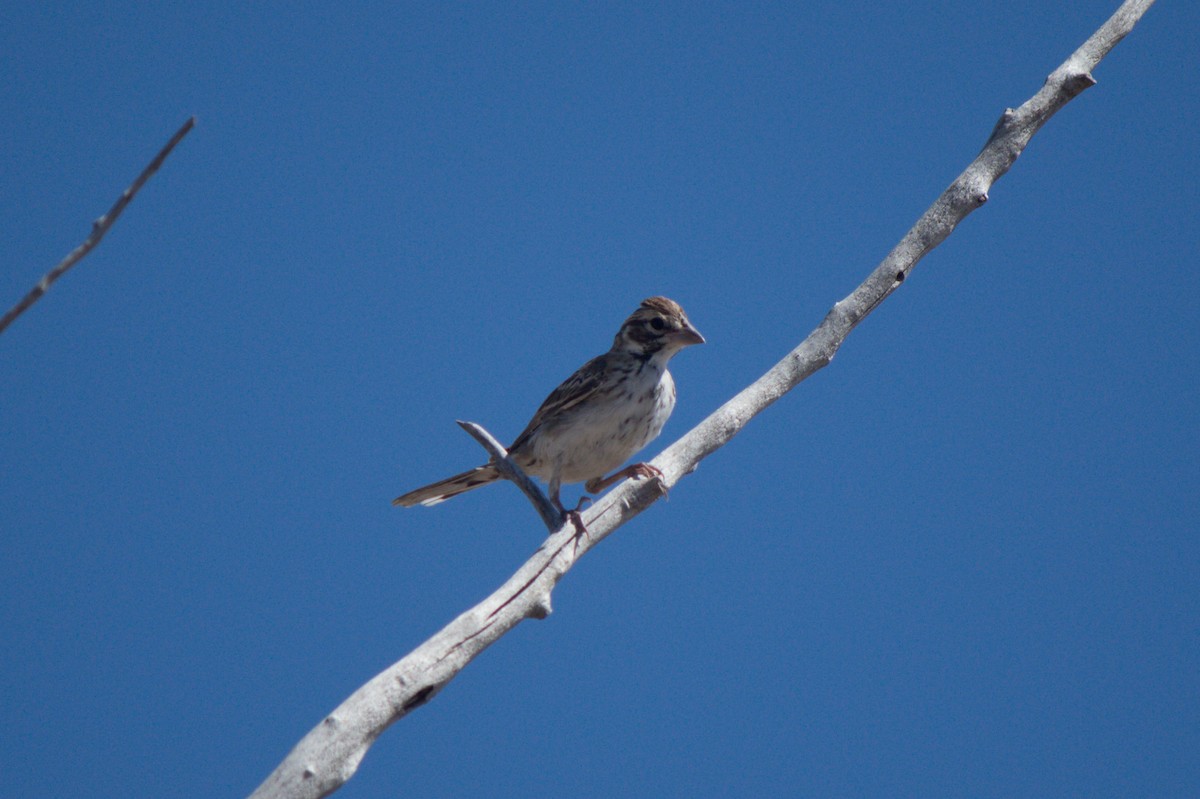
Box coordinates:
[392,464,502,507]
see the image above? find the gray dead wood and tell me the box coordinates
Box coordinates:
[247,3,1157,797]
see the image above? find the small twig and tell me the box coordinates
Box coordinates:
[0,116,196,336]
[456,420,565,532]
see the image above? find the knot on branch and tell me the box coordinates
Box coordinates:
[530,593,553,619]
[1064,71,1097,96]
[1052,67,1098,98]
[401,685,435,712]
[986,107,1019,146]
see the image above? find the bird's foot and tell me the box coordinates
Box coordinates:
[585,462,666,496]
[555,495,591,534]
[567,495,592,533]
[564,497,594,555]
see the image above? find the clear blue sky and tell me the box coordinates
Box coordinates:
[3,2,1197,797]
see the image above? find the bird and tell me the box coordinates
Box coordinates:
[393,296,704,515]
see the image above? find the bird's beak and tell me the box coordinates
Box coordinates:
[673,322,705,347]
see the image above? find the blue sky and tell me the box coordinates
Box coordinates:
[2,2,1197,797]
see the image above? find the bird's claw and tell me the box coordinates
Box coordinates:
[628,463,663,481]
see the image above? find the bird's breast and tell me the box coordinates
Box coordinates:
[527,365,676,484]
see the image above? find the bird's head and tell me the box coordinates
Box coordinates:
[612,296,705,361]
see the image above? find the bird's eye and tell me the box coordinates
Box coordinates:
[649,317,666,331]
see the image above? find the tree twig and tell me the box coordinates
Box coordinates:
[0,116,195,336]
[247,3,1156,797]
[456,420,567,532]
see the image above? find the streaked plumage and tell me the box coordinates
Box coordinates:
[393,296,704,512]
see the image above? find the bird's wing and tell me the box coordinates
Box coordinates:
[508,354,608,451]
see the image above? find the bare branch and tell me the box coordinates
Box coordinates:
[247,2,1156,797]
[456,420,566,532]
[0,117,195,336]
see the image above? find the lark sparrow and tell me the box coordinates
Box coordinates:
[393,296,704,513]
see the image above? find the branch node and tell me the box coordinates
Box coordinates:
[1064,71,1098,94]
[530,594,553,619]
[987,107,1019,143]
